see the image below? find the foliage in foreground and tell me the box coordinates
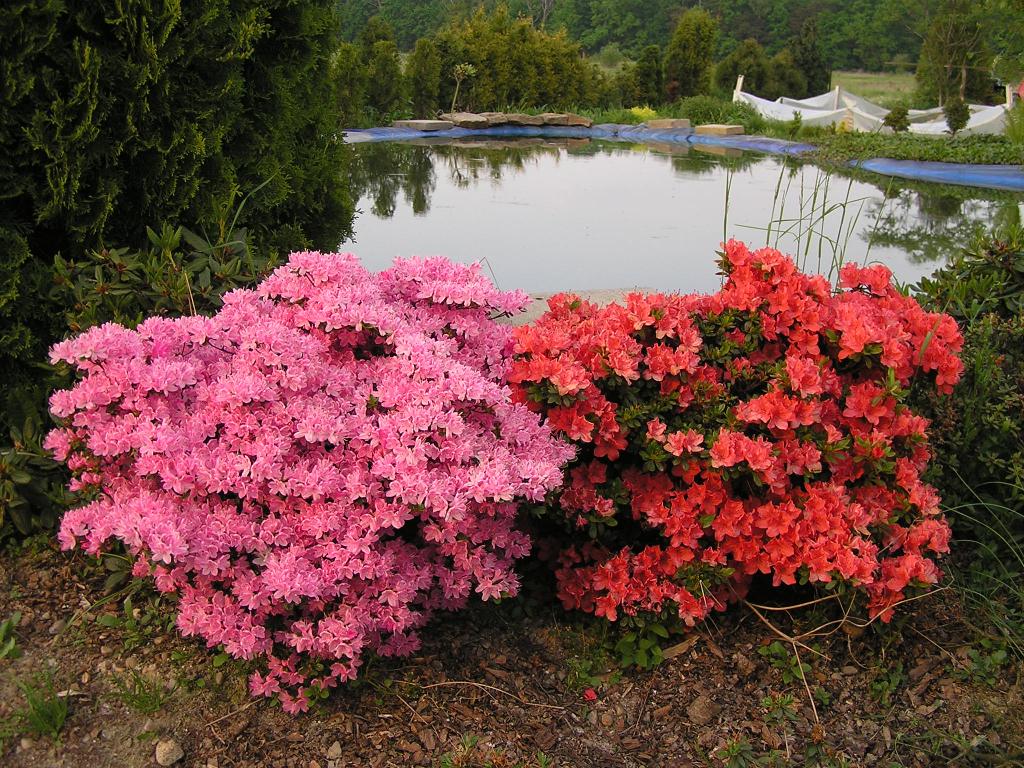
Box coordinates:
[0,0,354,538]
[914,227,1024,566]
[47,254,571,712]
[511,241,963,631]
[1,218,282,539]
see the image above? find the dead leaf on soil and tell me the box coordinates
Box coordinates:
[663,636,698,660]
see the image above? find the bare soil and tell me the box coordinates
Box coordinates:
[0,540,1020,768]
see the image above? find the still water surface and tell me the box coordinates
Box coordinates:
[346,138,1024,294]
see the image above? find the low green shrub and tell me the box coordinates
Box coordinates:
[943,96,970,136]
[0,416,68,539]
[672,95,766,133]
[917,225,1024,320]
[883,104,911,133]
[811,133,1024,166]
[913,228,1024,654]
[917,313,1024,517]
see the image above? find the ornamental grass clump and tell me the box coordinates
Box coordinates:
[47,253,572,712]
[510,240,963,630]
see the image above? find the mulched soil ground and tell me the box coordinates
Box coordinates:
[1,540,1021,768]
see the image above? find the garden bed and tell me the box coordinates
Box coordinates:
[1,540,1020,767]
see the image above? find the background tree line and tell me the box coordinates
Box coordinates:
[338,0,1018,111]
[338,0,942,72]
[336,7,830,120]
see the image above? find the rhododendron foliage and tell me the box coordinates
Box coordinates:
[48,253,572,711]
[510,241,963,629]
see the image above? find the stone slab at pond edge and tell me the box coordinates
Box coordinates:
[695,123,745,136]
[346,124,1024,192]
[440,112,491,128]
[502,289,655,327]
[642,118,692,131]
[462,112,593,128]
[473,112,545,126]
[391,119,454,131]
[535,112,594,127]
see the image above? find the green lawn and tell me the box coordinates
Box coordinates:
[831,70,919,108]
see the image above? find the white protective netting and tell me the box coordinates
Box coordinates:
[735,86,1009,136]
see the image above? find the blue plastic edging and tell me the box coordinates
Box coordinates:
[343,124,1024,193]
[854,157,1024,192]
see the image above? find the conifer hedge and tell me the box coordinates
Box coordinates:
[0,0,353,431]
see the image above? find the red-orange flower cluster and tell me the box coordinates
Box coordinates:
[510,241,963,626]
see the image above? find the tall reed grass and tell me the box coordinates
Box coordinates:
[726,161,894,284]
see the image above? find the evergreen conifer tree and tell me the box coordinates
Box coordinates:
[635,45,664,105]
[0,0,353,432]
[663,9,717,101]
[714,38,770,95]
[409,38,443,116]
[791,18,831,95]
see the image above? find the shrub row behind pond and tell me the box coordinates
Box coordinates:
[510,241,963,628]
[47,254,573,712]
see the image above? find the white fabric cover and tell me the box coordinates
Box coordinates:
[735,86,1009,136]
[907,104,1008,136]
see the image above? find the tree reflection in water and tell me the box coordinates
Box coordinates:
[346,138,1023,275]
[862,180,1022,266]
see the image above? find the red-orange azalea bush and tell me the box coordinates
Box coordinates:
[510,241,963,629]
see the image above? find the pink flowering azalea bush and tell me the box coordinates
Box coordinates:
[510,241,963,636]
[47,253,572,712]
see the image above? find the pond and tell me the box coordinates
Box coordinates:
[345,138,1024,295]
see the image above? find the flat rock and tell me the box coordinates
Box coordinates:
[536,112,593,127]
[504,112,545,126]
[643,118,692,130]
[440,112,490,128]
[506,288,658,327]
[537,112,571,126]
[392,119,454,131]
[695,123,744,136]
[479,112,512,126]
[155,738,185,766]
[478,111,542,126]
[564,112,593,127]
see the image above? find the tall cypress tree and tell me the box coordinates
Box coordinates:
[409,38,443,117]
[663,8,717,101]
[791,18,831,96]
[634,44,664,105]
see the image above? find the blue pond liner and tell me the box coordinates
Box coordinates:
[344,124,1024,193]
[854,158,1024,192]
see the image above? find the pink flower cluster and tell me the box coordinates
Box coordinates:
[48,253,572,711]
[510,241,963,628]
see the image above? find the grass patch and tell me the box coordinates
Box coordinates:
[578,96,766,133]
[831,70,919,108]
[808,132,1024,166]
[1,672,70,746]
[109,669,177,715]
